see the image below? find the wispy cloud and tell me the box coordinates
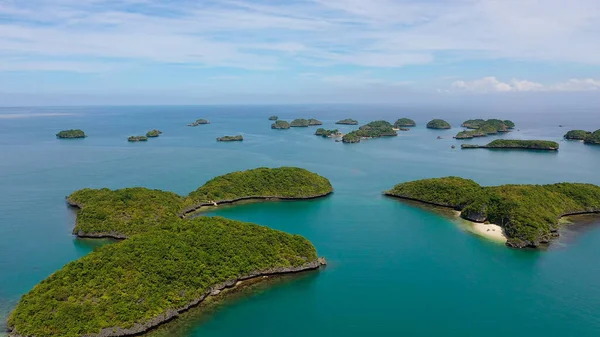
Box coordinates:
[1,0,600,72]
[451,77,600,93]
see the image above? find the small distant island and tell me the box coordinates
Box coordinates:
[455,119,514,139]
[336,119,358,125]
[217,135,243,142]
[564,129,600,145]
[384,177,600,248]
[315,128,341,138]
[461,139,559,151]
[187,118,210,126]
[342,120,397,144]
[268,115,278,121]
[394,118,416,128]
[426,119,451,129]
[127,136,148,142]
[290,119,310,127]
[271,120,290,129]
[56,129,86,139]
[308,118,323,126]
[146,129,162,137]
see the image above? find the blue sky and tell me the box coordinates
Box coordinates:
[1,0,600,105]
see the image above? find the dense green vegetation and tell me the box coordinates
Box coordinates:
[308,119,323,126]
[187,119,210,126]
[217,135,243,142]
[127,136,148,142]
[56,129,86,139]
[394,118,416,127]
[67,187,183,238]
[146,129,162,137]
[385,177,600,248]
[268,115,278,121]
[336,119,358,125]
[564,130,590,140]
[456,119,514,139]
[585,130,600,144]
[8,217,319,337]
[185,167,333,209]
[341,120,397,143]
[462,139,559,150]
[426,119,451,129]
[290,119,310,127]
[271,120,290,129]
[315,128,340,137]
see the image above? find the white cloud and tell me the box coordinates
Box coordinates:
[451,77,600,93]
[0,0,600,72]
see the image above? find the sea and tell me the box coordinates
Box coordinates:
[1,105,600,337]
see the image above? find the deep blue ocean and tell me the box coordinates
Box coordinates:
[1,105,600,337]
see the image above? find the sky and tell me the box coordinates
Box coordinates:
[1,0,600,105]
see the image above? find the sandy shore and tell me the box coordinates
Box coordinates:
[453,211,507,243]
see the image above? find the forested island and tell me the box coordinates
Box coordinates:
[315,128,341,138]
[146,129,162,137]
[336,119,359,125]
[217,135,243,142]
[308,118,323,126]
[187,119,210,126]
[564,129,600,144]
[56,129,86,139]
[290,119,310,127]
[394,118,416,128]
[268,115,278,121]
[8,167,331,337]
[342,120,397,143]
[461,139,559,151]
[384,177,600,248]
[8,216,325,337]
[426,119,451,129]
[271,120,290,129]
[455,119,514,139]
[127,136,148,142]
[66,167,333,238]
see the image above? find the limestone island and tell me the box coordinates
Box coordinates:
[290,119,310,127]
[187,119,210,126]
[7,217,326,337]
[384,177,600,248]
[56,129,86,139]
[315,128,342,138]
[146,129,162,138]
[342,120,397,143]
[7,167,331,337]
[426,119,451,129]
[336,119,359,125]
[394,118,416,128]
[271,120,290,129]
[461,139,559,151]
[268,115,278,121]
[455,119,514,139]
[127,136,148,142]
[308,118,323,126]
[65,167,333,238]
[217,135,243,142]
[564,129,600,145]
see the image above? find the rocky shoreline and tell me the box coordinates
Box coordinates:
[383,192,600,248]
[7,259,327,337]
[179,191,333,218]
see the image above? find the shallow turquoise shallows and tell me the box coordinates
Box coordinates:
[1,105,600,337]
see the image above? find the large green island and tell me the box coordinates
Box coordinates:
[8,167,331,337]
[461,139,559,151]
[217,135,243,142]
[455,119,514,139]
[564,129,600,145]
[336,119,358,125]
[342,120,397,143]
[394,118,416,128]
[56,129,86,139]
[271,120,290,129]
[426,119,451,129]
[384,177,600,248]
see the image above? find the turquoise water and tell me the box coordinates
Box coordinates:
[1,105,600,336]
